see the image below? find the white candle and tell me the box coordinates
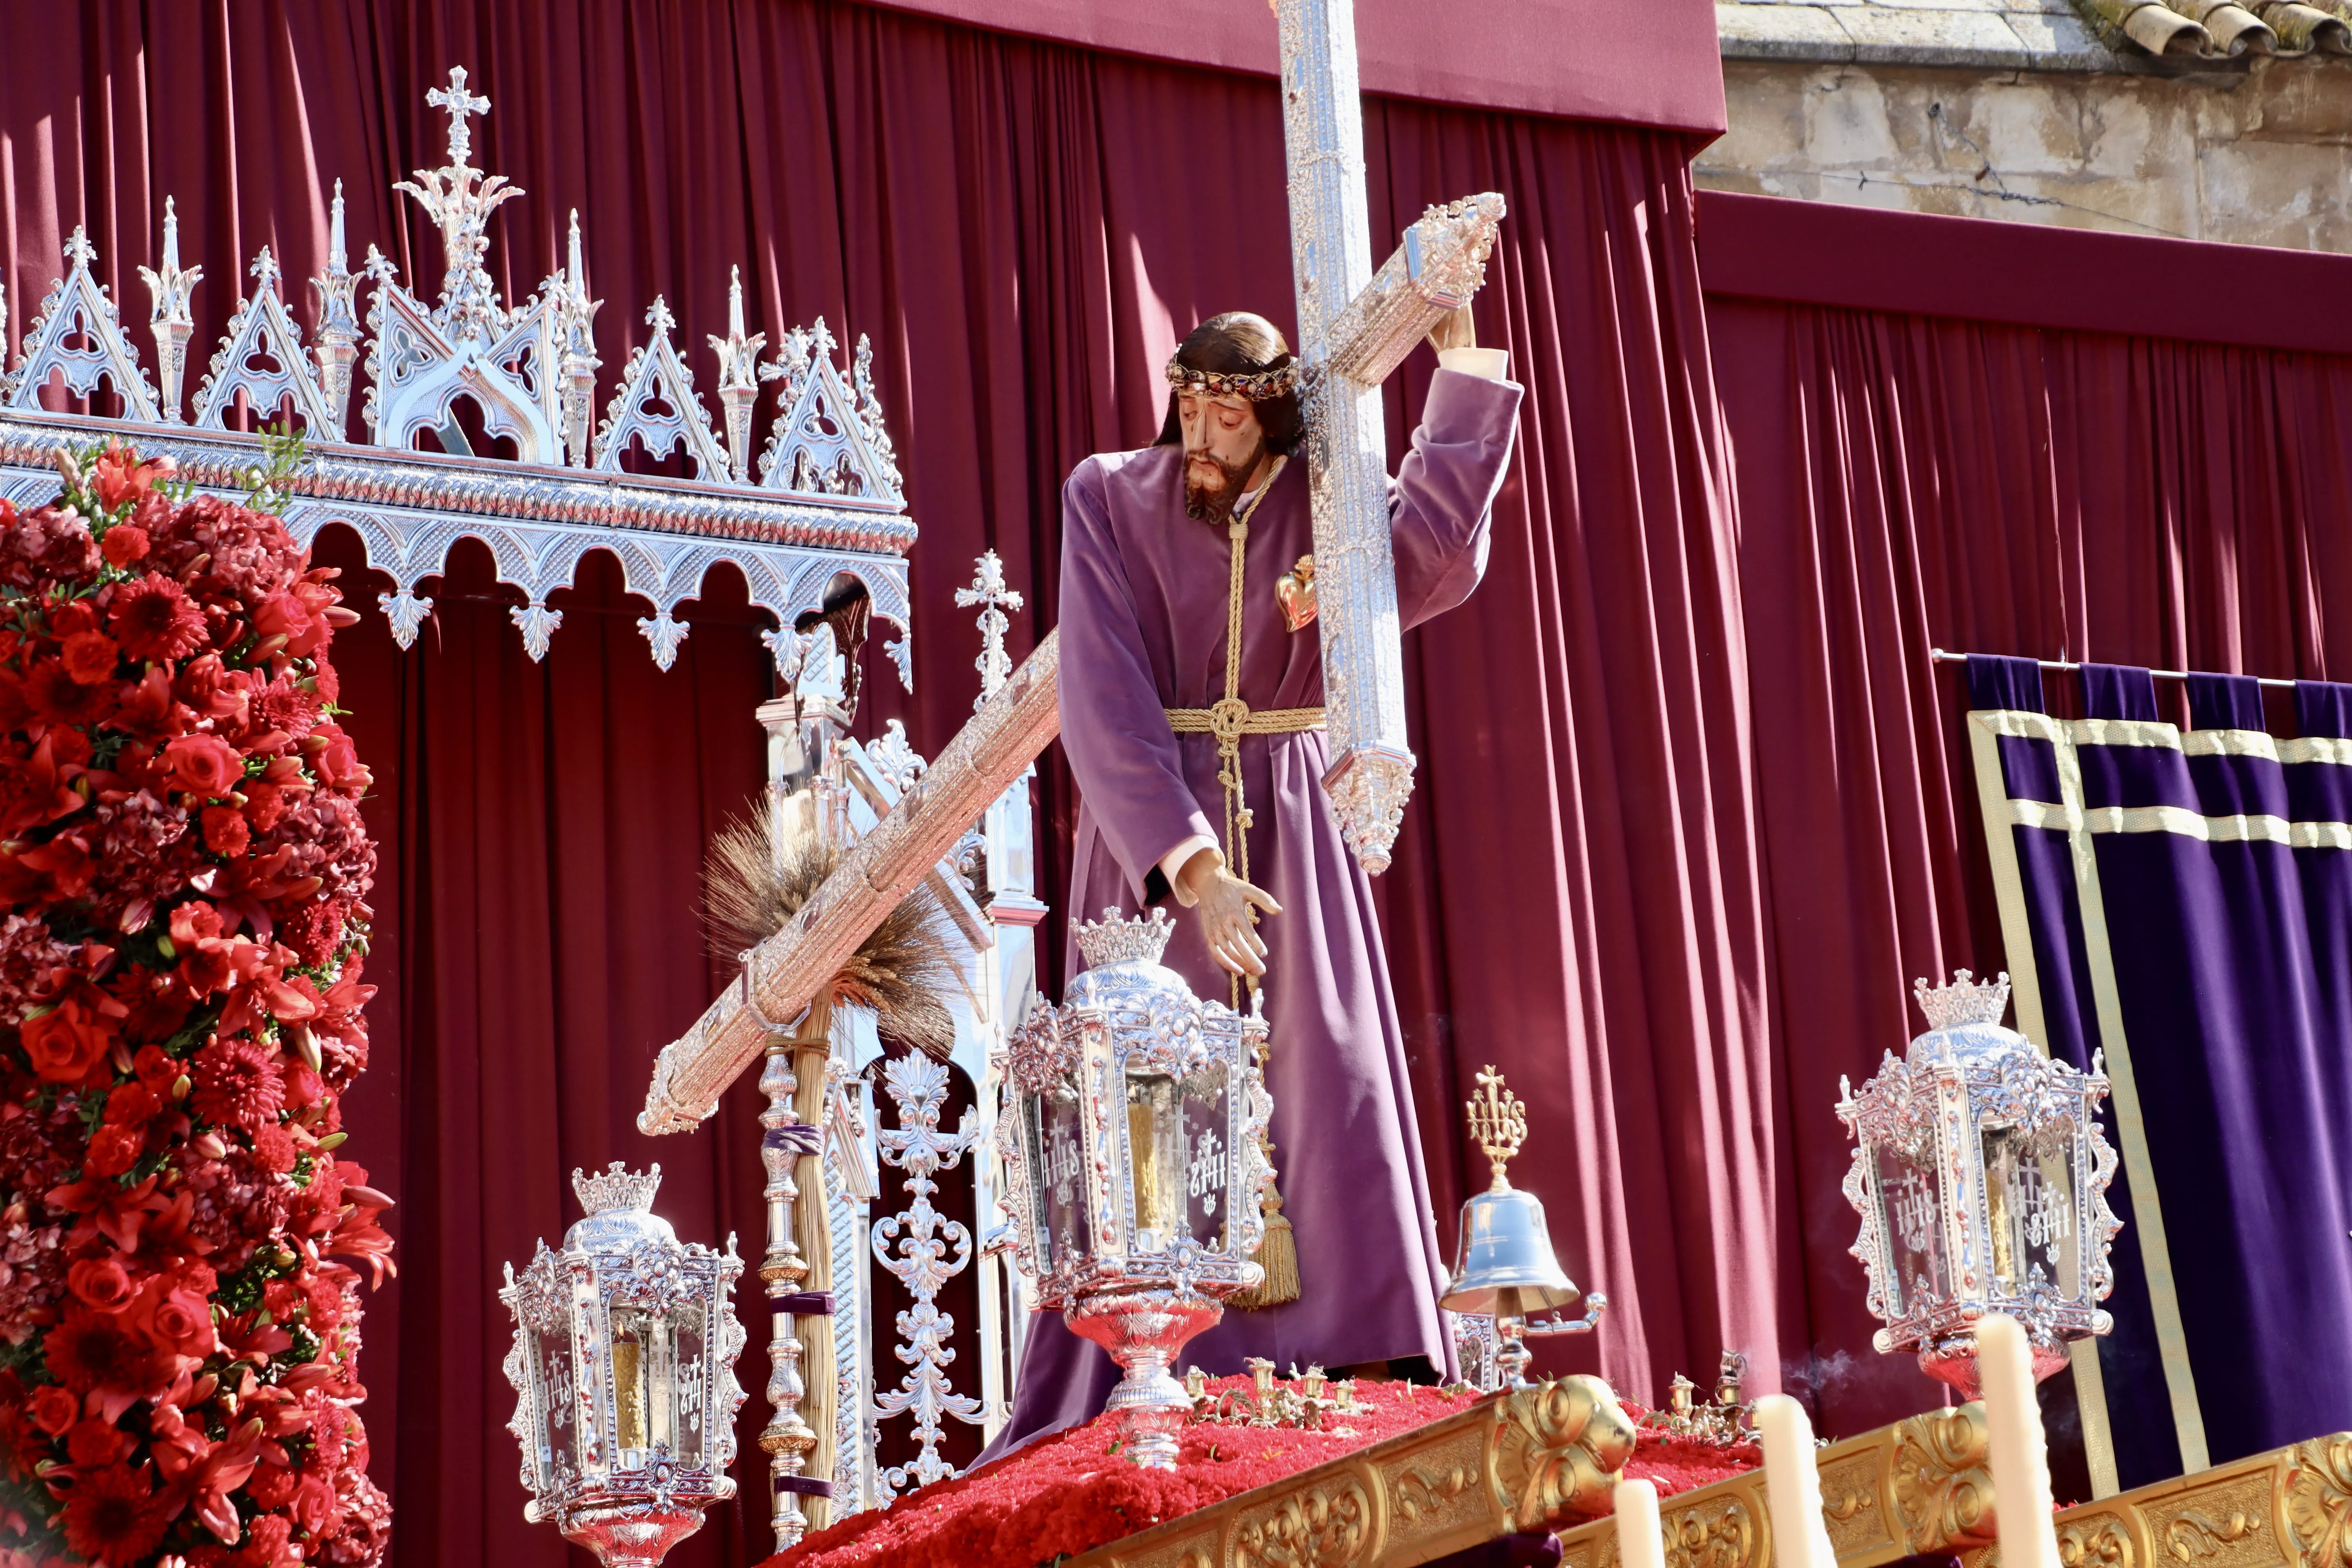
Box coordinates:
[1755,1394,1837,1568]
[1978,1313,2062,1568]
[1615,1479,1668,1568]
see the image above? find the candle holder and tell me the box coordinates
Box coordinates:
[1837,971,2121,1396]
[994,907,1274,1469]
[499,1165,749,1568]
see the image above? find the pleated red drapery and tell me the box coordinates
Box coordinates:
[0,7,1789,1567]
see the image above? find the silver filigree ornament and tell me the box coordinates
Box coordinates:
[1835,971,2122,1396]
[993,907,1274,1469]
[499,1164,749,1568]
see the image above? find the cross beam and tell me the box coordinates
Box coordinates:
[1274,0,1505,874]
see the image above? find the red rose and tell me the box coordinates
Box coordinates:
[65,1257,136,1312]
[132,1043,179,1090]
[103,1081,160,1126]
[59,630,118,684]
[99,524,150,567]
[131,1276,217,1360]
[82,1123,142,1178]
[200,805,249,856]
[310,723,366,789]
[27,1383,78,1436]
[162,734,244,799]
[20,1005,111,1083]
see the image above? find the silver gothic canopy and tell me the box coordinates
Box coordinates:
[0,67,914,683]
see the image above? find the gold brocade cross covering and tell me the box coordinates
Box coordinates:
[1163,460,1325,901]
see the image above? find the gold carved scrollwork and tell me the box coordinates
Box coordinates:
[1394,1464,1479,1524]
[2059,1515,2137,1568]
[1492,1375,1641,1533]
[1818,1454,1885,1556]
[1233,1475,1374,1568]
[1664,1496,1757,1568]
[2164,1512,2259,1562]
[1895,1403,1996,1551]
[2288,1436,2352,1568]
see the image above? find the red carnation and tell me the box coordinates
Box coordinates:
[60,630,120,684]
[190,1033,284,1132]
[202,804,250,856]
[107,573,207,663]
[100,524,150,568]
[67,1415,129,1467]
[60,1460,168,1567]
[27,1383,78,1436]
[82,1122,142,1178]
[163,733,245,799]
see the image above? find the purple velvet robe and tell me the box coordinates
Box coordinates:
[985,367,1523,1458]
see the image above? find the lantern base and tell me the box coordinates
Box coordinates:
[1918,1326,2071,1398]
[559,1503,711,1568]
[1067,1288,1225,1470]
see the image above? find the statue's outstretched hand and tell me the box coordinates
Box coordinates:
[1175,848,1283,977]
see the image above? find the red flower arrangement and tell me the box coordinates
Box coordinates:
[769,1385,1768,1568]
[0,443,393,1568]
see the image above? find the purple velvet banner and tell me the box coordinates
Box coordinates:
[1964,656,2352,1486]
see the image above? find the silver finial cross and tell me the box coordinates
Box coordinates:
[955,550,1025,708]
[427,67,491,167]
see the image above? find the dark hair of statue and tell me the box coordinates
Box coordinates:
[1155,312,1305,457]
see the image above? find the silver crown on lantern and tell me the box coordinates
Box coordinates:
[1073,906,1176,969]
[1911,969,2012,1032]
[573,1161,663,1215]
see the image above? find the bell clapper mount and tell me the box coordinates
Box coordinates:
[1443,1067,1606,1389]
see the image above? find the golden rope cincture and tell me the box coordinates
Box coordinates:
[1161,457,1314,1308]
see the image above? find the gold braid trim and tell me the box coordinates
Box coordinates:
[1160,459,1308,1308]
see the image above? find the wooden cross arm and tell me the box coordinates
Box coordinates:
[639,628,1063,1135]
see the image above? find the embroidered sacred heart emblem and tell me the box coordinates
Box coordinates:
[1276,554,1318,632]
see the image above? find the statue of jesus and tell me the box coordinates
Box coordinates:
[989,308,1522,1455]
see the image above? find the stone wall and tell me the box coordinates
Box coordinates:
[1697,56,2352,251]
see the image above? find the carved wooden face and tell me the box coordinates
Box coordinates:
[1176,390,1269,521]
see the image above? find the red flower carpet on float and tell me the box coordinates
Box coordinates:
[771,1381,1762,1568]
[0,444,392,1568]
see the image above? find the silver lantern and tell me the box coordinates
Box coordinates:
[994,906,1274,1468]
[1836,970,2121,1395]
[499,1164,750,1568]
[1440,1067,1605,1388]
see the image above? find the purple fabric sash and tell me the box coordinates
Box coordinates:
[763,1123,823,1157]
[772,1291,835,1316]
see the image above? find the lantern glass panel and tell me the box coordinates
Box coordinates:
[1179,1069,1232,1251]
[1982,1125,2080,1298]
[609,1307,687,1466]
[670,1302,708,1468]
[1124,1073,1185,1251]
[1873,1143,1947,1315]
[534,1327,574,1487]
[1031,1076,1091,1267]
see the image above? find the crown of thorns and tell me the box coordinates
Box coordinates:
[1164,355,1301,401]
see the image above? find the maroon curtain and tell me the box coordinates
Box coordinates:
[1708,287,2352,1460]
[0,6,1798,1567]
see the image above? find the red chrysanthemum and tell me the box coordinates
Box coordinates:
[23,658,115,729]
[60,1460,167,1566]
[42,1305,165,1397]
[105,573,207,663]
[190,1033,285,1133]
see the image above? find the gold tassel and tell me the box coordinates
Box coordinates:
[1233,1177,1299,1309]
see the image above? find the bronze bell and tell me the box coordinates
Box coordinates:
[1439,1068,1605,1386]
